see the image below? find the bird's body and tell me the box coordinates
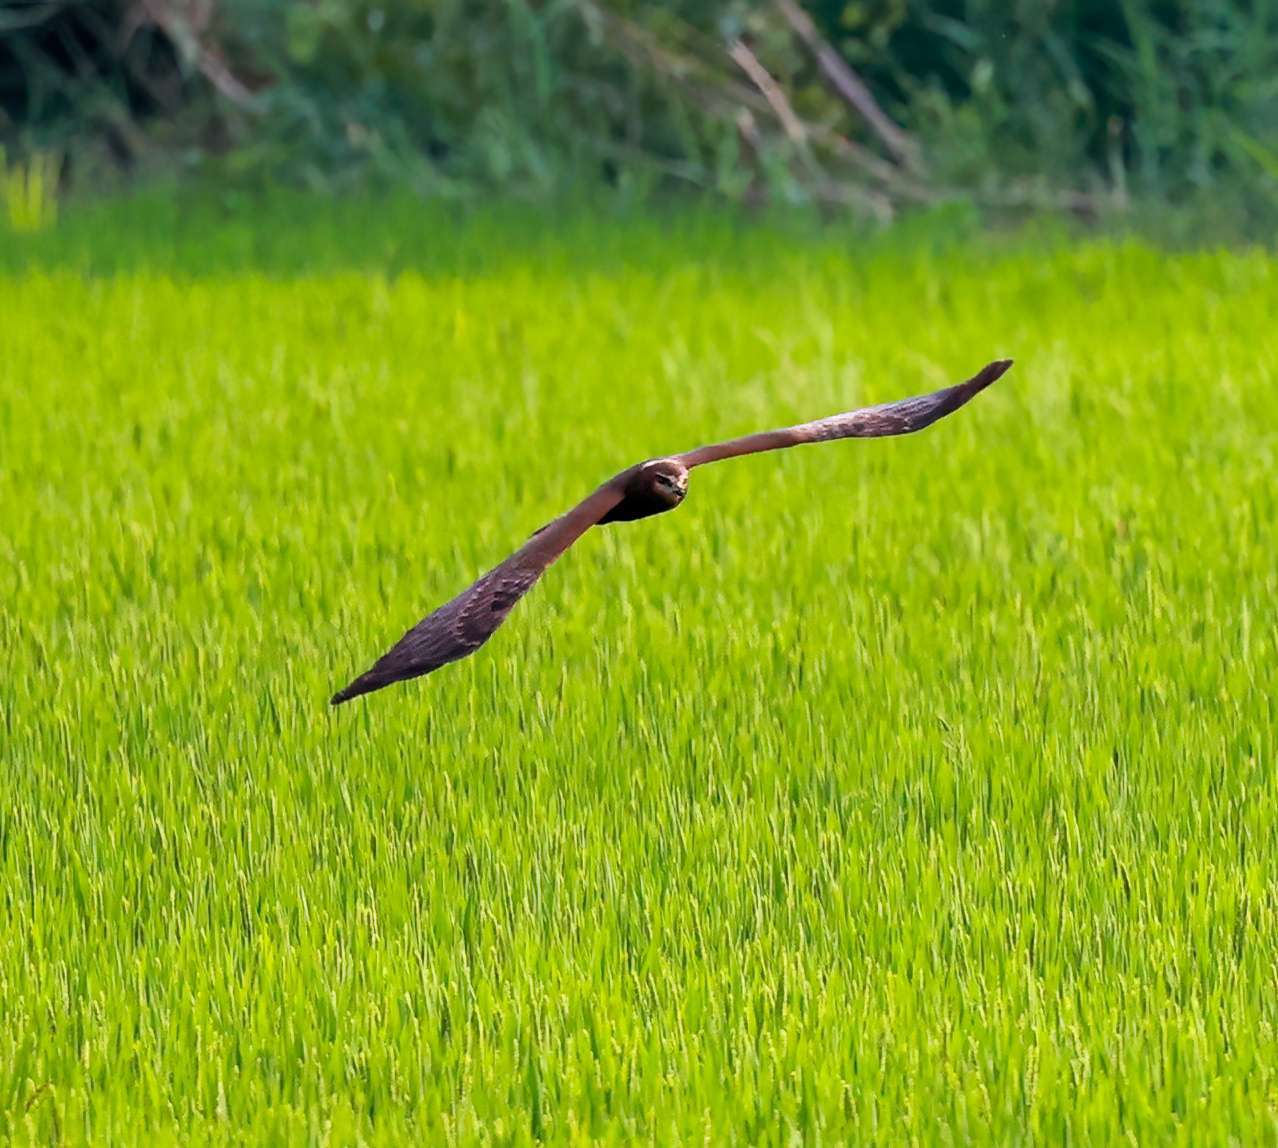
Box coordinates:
[598,459,689,523]
[331,359,1012,705]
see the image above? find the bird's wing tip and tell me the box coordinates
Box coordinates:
[981,358,1014,382]
[961,358,1013,398]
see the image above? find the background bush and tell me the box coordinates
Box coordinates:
[2,0,1277,223]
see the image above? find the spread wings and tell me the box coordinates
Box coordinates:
[330,481,625,704]
[330,358,1010,704]
[677,358,1012,468]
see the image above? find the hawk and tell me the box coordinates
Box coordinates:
[331,358,1012,704]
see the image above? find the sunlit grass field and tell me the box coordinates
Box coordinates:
[2,199,1277,1144]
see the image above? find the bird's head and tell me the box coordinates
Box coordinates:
[639,458,689,508]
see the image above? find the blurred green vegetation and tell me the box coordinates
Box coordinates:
[2,2,1277,224]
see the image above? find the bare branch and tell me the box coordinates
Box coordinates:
[576,0,1104,219]
[726,39,805,145]
[584,4,914,195]
[775,0,922,173]
[134,0,257,109]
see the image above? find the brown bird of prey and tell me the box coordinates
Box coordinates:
[331,358,1011,704]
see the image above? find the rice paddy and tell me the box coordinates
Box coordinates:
[2,199,1277,1144]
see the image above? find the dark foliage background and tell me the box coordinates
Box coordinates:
[2,0,1277,221]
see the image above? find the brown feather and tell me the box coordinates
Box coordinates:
[330,359,1010,704]
[676,359,1012,468]
[330,480,625,704]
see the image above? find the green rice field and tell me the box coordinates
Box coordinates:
[2,199,1277,1144]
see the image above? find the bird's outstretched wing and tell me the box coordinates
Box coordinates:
[330,481,625,704]
[676,359,1012,469]
[332,358,1011,705]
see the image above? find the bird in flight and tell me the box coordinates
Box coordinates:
[331,358,1012,705]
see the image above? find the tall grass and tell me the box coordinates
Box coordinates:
[0,147,58,233]
[2,199,1277,1143]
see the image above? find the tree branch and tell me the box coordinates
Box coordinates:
[775,0,922,173]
